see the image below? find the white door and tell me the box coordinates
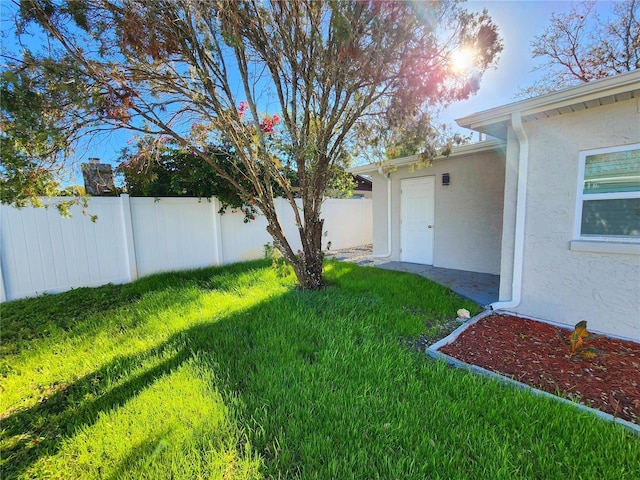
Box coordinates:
[401,176,435,264]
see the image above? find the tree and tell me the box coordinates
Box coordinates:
[11,0,502,289]
[519,0,639,97]
[0,57,105,216]
[117,136,300,222]
[0,62,74,208]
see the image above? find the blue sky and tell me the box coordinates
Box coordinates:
[441,0,616,137]
[2,1,619,179]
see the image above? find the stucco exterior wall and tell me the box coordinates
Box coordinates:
[372,148,506,275]
[371,173,390,256]
[509,98,640,340]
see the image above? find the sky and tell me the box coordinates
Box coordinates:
[440,0,617,139]
[2,0,621,180]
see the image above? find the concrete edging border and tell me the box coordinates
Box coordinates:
[426,310,640,435]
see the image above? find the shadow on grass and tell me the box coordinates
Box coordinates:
[2,261,480,479]
[3,261,638,479]
[1,282,301,479]
[1,337,192,477]
[0,260,271,349]
[105,430,171,480]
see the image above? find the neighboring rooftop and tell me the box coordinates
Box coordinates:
[353,174,372,192]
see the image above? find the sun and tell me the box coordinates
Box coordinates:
[450,47,476,73]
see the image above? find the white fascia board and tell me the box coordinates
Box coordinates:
[348,138,506,175]
[349,163,382,175]
[456,70,640,132]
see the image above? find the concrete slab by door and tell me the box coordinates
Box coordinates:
[401,176,435,264]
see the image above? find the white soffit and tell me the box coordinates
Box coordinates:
[456,70,640,139]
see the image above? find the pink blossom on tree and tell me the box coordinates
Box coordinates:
[259,114,280,133]
[238,101,249,116]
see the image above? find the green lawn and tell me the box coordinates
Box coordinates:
[1,260,638,479]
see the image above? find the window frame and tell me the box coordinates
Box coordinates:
[573,143,640,243]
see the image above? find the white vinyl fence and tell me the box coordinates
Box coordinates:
[0,195,372,302]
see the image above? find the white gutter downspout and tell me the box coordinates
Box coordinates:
[372,166,393,258]
[490,111,528,310]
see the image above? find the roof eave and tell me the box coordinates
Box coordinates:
[348,137,506,175]
[456,70,640,137]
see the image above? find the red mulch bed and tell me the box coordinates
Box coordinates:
[438,313,640,425]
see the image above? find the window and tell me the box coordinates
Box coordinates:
[574,144,640,240]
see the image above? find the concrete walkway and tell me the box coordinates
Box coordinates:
[326,245,499,307]
[375,262,499,307]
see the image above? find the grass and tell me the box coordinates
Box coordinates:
[1,259,638,479]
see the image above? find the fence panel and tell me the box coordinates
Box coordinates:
[219,209,272,264]
[274,197,303,253]
[129,197,220,277]
[0,197,130,301]
[219,198,310,264]
[321,198,373,250]
[1,196,372,301]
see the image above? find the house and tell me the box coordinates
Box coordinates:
[351,70,640,341]
[352,174,373,199]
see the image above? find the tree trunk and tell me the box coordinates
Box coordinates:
[296,216,325,289]
[264,210,325,290]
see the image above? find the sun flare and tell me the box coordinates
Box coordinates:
[450,47,476,73]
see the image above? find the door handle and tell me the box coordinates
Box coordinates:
[427,225,433,229]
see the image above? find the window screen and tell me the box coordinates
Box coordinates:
[583,150,640,194]
[578,147,640,238]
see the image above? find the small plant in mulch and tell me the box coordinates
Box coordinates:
[556,320,605,360]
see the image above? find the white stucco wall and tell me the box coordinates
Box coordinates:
[506,98,640,340]
[372,174,390,256]
[372,148,506,275]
